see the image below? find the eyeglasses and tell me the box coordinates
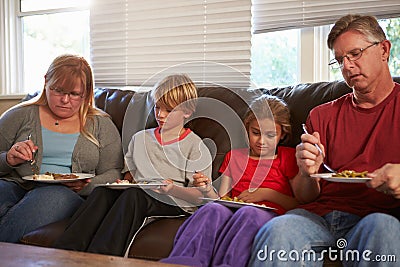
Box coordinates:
[49,87,84,100]
[328,42,380,69]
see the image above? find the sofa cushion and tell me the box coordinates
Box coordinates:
[20,219,69,247]
[127,216,188,261]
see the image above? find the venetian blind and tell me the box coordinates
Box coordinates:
[252,0,400,33]
[90,0,251,89]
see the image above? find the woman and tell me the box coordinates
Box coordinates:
[0,54,124,243]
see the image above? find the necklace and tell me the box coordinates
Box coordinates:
[55,120,59,126]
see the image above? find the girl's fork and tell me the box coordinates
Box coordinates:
[301,124,336,173]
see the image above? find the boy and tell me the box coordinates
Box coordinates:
[53,74,212,256]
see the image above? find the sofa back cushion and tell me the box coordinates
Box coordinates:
[95,77,400,180]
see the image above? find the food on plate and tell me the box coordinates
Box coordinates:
[220,195,267,208]
[332,170,368,178]
[221,196,244,203]
[107,180,152,185]
[108,180,131,185]
[32,174,54,180]
[33,172,79,180]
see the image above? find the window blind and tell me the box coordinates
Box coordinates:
[252,0,400,34]
[90,0,251,89]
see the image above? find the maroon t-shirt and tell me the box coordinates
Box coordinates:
[301,83,400,217]
[219,146,298,214]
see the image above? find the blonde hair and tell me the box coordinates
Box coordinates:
[151,74,198,113]
[27,54,107,146]
[328,14,387,50]
[244,95,292,142]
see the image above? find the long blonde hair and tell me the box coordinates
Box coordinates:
[26,54,107,146]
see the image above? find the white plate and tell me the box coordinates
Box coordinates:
[199,197,276,211]
[97,182,166,190]
[22,173,95,183]
[311,173,371,183]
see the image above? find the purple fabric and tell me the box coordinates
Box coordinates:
[161,202,277,267]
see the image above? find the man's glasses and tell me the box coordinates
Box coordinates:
[328,42,380,69]
[49,87,84,100]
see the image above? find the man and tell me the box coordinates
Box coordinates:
[248,14,400,267]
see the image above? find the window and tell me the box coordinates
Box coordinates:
[0,0,90,95]
[251,29,299,88]
[1,1,400,95]
[251,17,400,88]
[90,0,251,89]
[251,0,400,88]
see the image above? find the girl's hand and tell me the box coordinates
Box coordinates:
[152,179,174,194]
[63,179,91,192]
[6,140,38,166]
[237,189,265,203]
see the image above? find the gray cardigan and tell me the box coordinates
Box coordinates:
[0,104,124,196]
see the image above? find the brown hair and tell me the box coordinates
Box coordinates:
[327,14,386,49]
[30,54,106,146]
[151,74,198,113]
[243,95,292,142]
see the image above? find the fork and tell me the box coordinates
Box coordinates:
[301,124,336,173]
[27,134,39,174]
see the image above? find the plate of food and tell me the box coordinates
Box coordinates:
[311,170,371,183]
[22,172,95,183]
[199,197,276,211]
[97,179,166,190]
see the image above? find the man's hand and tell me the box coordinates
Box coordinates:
[296,131,325,176]
[367,163,400,199]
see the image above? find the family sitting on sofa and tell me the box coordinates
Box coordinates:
[1,14,399,267]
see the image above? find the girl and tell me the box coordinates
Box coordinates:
[161,95,299,267]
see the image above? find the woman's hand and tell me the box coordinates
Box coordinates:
[63,179,91,192]
[367,163,400,199]
[6,140,38,166]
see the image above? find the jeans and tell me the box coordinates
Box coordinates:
[248,208,400,267]
[0,180,84,243]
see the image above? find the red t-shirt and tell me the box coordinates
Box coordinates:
[218,146,298,214]
[301,83,400,217]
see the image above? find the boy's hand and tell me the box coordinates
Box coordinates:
[123,172,134,182]
[193,172,212,192]
[152,179,174,194]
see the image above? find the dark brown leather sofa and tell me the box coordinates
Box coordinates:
[20,77,400,264]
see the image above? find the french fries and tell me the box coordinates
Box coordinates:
[221,196,245,203]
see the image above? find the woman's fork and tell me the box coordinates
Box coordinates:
[27,134,39,174]
[27,134,36,165]
[301,124,336,173]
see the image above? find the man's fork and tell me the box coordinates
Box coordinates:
[301,124,336,173]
